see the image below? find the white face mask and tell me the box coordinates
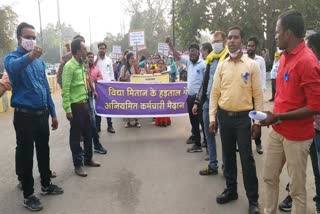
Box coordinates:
[212,42,224,53]
[20,37,36,52]
[229,49,241,58]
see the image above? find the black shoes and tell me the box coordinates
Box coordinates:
[199,165,218,176]
[187,144,203,153]
[256,144,263,154]
[50,170,57,178]
[186,136,194,144]
[94,146,107,154]
[24,195,43,211]
[249,202,261,214]
[201,141,207,148]
[24,184,63,211]
[216,189,238,204]
[84,160,101,167]
[41,183,64,195]
[278,195,292,212]
[107,127,115,133]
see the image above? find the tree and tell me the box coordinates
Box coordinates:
[101,32,129,57]
[174,0,320,56]
[125,0,172,55]
[38,23,78,63]
[0,5,18,71]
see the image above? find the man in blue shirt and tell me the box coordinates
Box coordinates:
[4,22,63,211]
[167,38,206,152]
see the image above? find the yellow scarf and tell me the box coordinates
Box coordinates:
[205,48,228,65]
[274,51,281,60]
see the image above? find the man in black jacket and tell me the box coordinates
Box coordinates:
[192,31,229,175]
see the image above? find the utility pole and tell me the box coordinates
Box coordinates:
[57,0,62,59]
[172,0,175,46]
[89,17,92,51]
[37,0,44,49]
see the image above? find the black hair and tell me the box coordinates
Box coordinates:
[188,43,200,51]
[201,42,213,53]
[73,35,85,42]
[307,32,320,58]
[278,10,305,39]
[248,37,259,47]
[228,26,244,39]
[140,55,147,62]
[87,52,94,56]
[126,52,134,61]
[98,42,107,49]
[125,52,135,74]
[16,22,35,38]
[71,39,82,55]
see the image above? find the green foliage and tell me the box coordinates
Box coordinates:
[175,0,203,48]
[38,23,78,63]
[0,5,18,57]
[175,0,320,53]
[126,0,172,55]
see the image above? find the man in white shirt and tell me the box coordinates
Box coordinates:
[94,42,115,133]
[246,36,266,155]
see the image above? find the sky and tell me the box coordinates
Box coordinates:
[1,0,131,43]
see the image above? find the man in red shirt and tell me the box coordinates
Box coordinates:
[261,10,320,214]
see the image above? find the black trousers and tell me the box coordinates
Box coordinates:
[310,139,320,205]
[70,103,92,167]
[14,110,51,199]
[217,109,259,202]
[187,95,201,147]
[271,79,276,99]
[95,115,113,129]
[198,103,206,146]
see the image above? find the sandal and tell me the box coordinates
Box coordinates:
[135,122,141,128]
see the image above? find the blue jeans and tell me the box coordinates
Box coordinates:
[202,100,218,169]
[88,92,104,150]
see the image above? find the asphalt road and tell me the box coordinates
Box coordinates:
[0,86,317,214]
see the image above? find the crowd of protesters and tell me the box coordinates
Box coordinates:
[1,9,320,214]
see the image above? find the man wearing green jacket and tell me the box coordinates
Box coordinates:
[62,38,100,177]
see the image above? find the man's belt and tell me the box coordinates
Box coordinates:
[72,99,88,105]
[15,107,48,115]
[218,108,250,117]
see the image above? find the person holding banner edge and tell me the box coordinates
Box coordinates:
[119,52,141,128]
